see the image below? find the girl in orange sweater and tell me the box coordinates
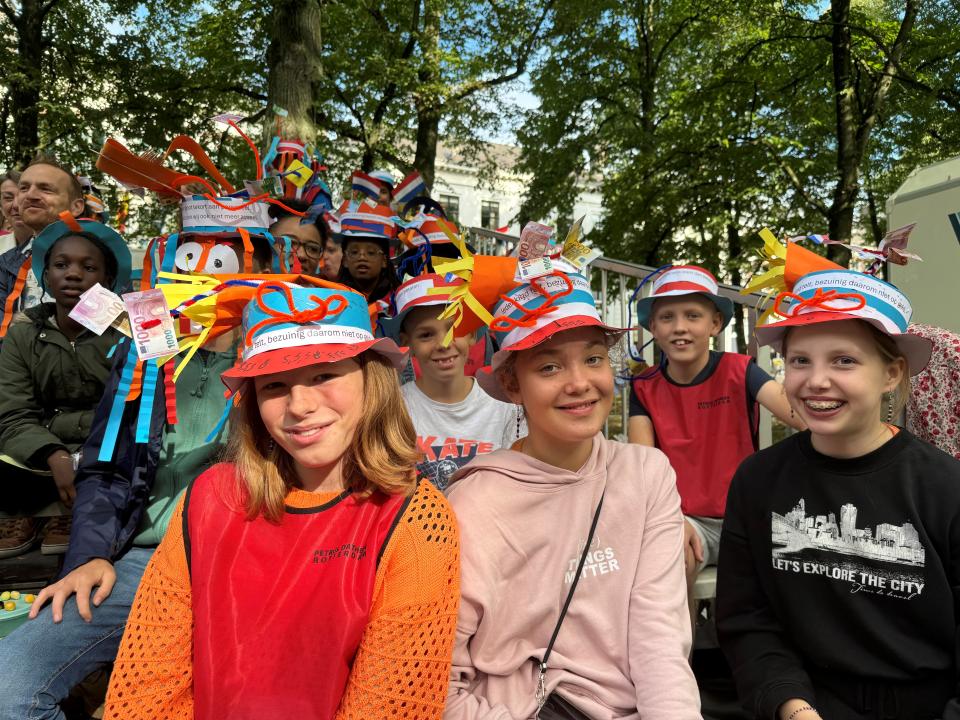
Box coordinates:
[103,281,460,720]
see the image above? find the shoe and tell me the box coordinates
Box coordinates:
[41,515,72,555]
[0,517,41,558]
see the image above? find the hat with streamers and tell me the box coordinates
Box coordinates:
[221,281,407,392]
[754,269,932,374]
[33,212,132,293]
[635,265,735,331]
[475,271,628,402]
[381,273,464,340]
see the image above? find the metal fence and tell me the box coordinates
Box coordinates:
[467,227,779,448]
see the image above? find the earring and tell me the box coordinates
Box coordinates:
[790,405,795,420]
[516,406,525,439]
[884,392,894,424]
[266,438,275,455]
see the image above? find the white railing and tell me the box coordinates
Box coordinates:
[467,227,779,447]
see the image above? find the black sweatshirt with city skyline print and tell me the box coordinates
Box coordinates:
[717,429,960,720]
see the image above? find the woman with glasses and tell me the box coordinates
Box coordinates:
[268,202,325,276]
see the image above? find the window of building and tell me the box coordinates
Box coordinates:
[439,194,460,224]
[481,200,500,230]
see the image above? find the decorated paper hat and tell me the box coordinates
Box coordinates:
[221,281,408,392]
[754,269,932,374]
[369,170,395,189]
[431,253,520,342]
[33,212,132,293]
[335,203,397,255]
[381,273,464,340]
[476,271,627,402]
[635,265,735,331]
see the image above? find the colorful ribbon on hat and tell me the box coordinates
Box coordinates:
[490,272,574,334]
[244,281,348,349]
[773,287,866,319]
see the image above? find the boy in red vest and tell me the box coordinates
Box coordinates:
[628,265,802,630]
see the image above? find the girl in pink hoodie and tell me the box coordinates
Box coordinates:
[443,266,701,720]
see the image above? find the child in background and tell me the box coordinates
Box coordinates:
[335,205,400,303]
[0,216,130,556]
[445,267,699,719]
[628,265,801,627]
[386,274,520,490]
[717,269,959,720]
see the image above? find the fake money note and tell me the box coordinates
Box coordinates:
[123,289,180,360]
[68,283,125,336]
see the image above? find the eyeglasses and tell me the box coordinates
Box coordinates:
[286,238,324,259]
[346,247,385,259]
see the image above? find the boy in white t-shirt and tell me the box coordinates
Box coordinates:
[388,274,521,489]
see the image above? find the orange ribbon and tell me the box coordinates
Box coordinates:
[774,288,866,318]
[244,281,348,348]
[489,272,574,334]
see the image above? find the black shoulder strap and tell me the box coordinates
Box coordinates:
[538,491,605,688]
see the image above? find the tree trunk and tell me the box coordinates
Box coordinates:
[11,0,45,166]
[265,0,323,145]
[827,0,856,259]
[413,0,441,191]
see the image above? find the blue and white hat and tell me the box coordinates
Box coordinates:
[755,269,932,374]
[221,281,407,392]
[476,271,627,402]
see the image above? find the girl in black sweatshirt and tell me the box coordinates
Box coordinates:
[717,269,960,720]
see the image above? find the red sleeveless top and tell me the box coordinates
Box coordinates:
[183,463,410,720]
[632,353,759,517]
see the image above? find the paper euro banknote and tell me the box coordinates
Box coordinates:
[123,288,180,360]
[68,283,125,335]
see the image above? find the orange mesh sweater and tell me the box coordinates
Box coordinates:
[103,480,460,720]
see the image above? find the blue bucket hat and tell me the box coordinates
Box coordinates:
[33,213,132,293]
[221,281,408,393]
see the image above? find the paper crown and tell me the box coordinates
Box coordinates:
[32,213,132,293]
[635,265,735,331]
[220,282,407,392]
[475,271,627,402]
[381,273,464,340]
[755,269,932,374]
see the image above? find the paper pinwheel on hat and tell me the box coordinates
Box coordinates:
[455,268,627,402]
[221,281,407,393]
[754,269,932,375]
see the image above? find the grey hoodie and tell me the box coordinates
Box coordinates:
[444,433,701,719]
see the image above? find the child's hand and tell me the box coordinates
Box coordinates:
[46,449,77,506]
[683,519,704,565]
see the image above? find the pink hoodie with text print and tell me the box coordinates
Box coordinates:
[444,433,701,720]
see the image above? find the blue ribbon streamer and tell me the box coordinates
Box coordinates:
[97,343,140,462]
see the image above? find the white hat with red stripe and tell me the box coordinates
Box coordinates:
[475,271,628,402]
[635,265,735,331]
[381,273,464,340]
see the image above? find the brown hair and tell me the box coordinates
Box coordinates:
[0,170,21,186]
[783,320,910,417]
[226,351,420,522]
[25,155,83,202]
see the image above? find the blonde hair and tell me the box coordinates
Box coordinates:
[226,351,420,523]
[782,320,911,418]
